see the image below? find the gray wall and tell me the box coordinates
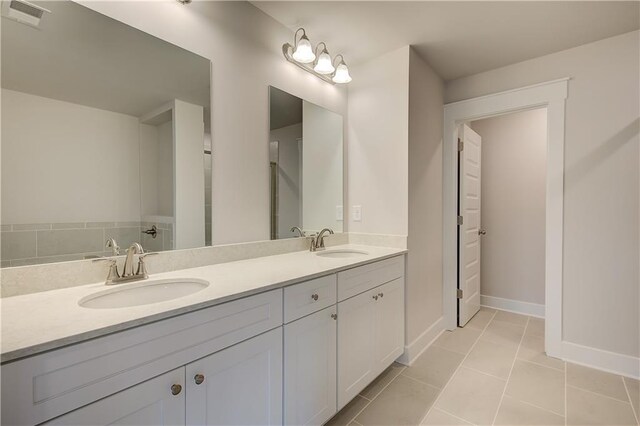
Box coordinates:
[407,49,445,345]
[447,30,639,358]
[471,108,547,306]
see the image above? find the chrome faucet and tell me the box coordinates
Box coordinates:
[290,226,305,237]
[310,228,334,252]
[93,241,157,285]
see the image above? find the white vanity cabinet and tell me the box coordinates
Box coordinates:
[186,328,283,426]
[44,368,186,426]
[284,306,337,426]
[337,259,405,409]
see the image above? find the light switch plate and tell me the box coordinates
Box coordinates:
[336,205,343,221]
[353,205,362,222]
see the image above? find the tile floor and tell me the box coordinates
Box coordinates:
[326,308,639,426]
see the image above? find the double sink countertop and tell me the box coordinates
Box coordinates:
[1,244,406,364]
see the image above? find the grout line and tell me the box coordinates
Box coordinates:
[461,366,508,382]
[418,309,498,424]
[350,421,363,426]
[434,407,477,425]
[399,373,443,391]
[490,316,529,425]
[566,384,637,404]
[506,396,566,419]
[358,394,372,402]
[515,356,566,373]
[622,377,640,426]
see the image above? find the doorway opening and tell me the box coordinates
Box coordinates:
[457,108,548,326]
[443,78,568,359]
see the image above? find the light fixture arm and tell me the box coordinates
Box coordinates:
[293,28,306,49]
[332,54,346,67]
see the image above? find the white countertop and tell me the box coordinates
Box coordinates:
[1,244,406,363]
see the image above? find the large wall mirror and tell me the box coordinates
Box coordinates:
[269,87,343,239]
[1,1,211,267]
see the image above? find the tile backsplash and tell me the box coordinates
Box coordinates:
[1,221,174,267]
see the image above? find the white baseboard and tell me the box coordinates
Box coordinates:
[396,317,445,366]
[481,295,545,318]
[561,341,640,380]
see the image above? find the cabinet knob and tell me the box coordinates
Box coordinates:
[194,374,205,385]
[379,293,384,298]
[372,295,379,301]
[171,384,182,395]
[311,293,319,301]
[331,313,338,320]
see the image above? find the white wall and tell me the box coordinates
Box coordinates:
[1,88,141,224]
[79,1,348,245]
[303,101,343,233]
[471,108,547,306]
[347,46,410,236]
[269,123,302,238]
[406,49,445,349]
[140,120,174,218]
[446,31,639,358]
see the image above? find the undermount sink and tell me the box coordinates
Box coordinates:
[79,278,210,309]
[315,249,369,258]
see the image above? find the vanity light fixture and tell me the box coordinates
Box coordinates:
[282,27,351,85]
[176,0,192,4]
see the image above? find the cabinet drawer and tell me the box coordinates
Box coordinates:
[284,275,337,323]
[1,289,283,426]
[337,256,404,301]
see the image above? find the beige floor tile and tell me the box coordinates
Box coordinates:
[624,376,639,420]
[403,346,465,388]
[567,385,637,425]
[493,310,529,326]
[360,362,405,399]
[525,317,545,337]
[567,363,628,401]
[326,395,370,426]
[421,408,473,425]
[356,375,439,426]
[482,320,526,348]
[463,338,518,379]
[505,360,565,415]
[466,309,495,330]
[517,332,565,371]
[480,306,497,314]
[435,367,506,425]
[433,327,482,355]
[495,395,565,425]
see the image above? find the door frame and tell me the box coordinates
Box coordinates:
[443,78,568,359]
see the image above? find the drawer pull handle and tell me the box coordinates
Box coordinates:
[372,295,379,301]
[194,374,205,385]
[331,313,338,320]
[171,384,182,395]
[311,293,319,301]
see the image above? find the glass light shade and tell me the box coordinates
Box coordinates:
[314,51,335,75]
[332,62,352,83]
[292,37,315,63]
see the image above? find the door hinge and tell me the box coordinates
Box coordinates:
[457,289,463,299]
[457,215,463,226]
[457,138,464,151]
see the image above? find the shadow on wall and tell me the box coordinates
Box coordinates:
[565,118,639,183]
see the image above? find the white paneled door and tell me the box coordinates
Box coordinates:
[458,124,483,326]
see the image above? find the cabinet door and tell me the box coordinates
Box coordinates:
[284,306,337,426]
[337,289,377,409]
[186,327,283,426]
[374,278,405,375]
[44,368,185,426]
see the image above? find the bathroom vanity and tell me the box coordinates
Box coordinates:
[1,248,406,425]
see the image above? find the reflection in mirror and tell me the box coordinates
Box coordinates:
[1,0,211,267]
[269,87,343,239]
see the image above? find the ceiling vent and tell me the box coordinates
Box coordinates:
[1,0,50,28]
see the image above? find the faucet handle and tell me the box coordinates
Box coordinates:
[93,257,121,283]
[136,252,158,277]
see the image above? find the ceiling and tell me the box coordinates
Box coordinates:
[253,1,640,81]
[1,0,210,118]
